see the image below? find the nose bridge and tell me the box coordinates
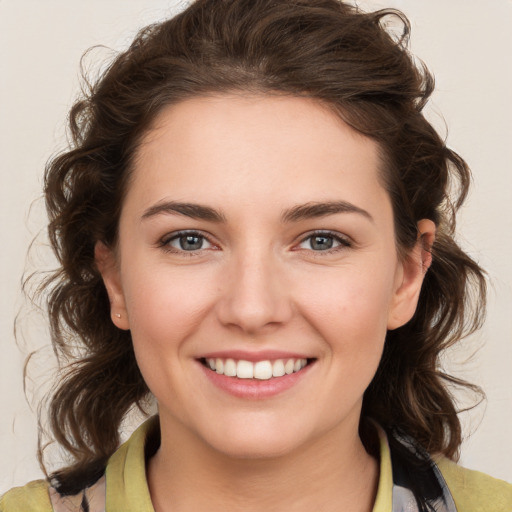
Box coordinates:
[217,243,292,333]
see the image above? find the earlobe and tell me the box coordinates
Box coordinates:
[94,241,130,330]
[387,219,436,330]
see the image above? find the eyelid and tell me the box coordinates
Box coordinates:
[157,229,352,255]
[293,230,352,252]
[158,229,218,254]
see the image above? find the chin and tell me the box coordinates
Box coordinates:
[209,433,301,460]
[195,414,316,460]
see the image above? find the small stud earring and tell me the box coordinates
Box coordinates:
[115,313,121,318]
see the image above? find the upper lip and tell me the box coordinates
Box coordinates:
[198,350,313,362]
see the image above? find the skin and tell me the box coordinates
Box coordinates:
[96,94,434,512]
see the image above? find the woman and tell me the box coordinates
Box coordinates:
[2,0,511,510]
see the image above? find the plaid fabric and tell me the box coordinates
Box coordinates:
[390,430,457,512]
[49,430,457,512]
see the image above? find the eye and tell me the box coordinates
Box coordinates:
[162,231,213,252]
[297,231,351,252]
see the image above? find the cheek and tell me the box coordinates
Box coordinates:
[294,265,395,357]
[284,264,396,425]
[120,259,220,358]
[120,263,223,409]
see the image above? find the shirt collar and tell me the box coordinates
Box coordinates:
[105,417,396,512]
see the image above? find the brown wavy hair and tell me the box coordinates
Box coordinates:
[39,0,486,493]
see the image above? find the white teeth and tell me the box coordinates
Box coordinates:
[272,359,285,377]
[224,358,237,377]
[206,357,309,379]
[236,360,254,379]
[284,359,294,374]
[254,361,273,380]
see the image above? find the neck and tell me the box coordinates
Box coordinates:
[147,413,379,512]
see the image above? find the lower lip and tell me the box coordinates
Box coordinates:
[198,360,315,399]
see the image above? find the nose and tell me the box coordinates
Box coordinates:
[215,249,293,334]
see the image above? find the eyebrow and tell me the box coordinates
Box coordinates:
[141,199,373,224]
[141,201,227,222]
[281,201,374,224]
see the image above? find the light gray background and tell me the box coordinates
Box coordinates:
[1,0,511,493]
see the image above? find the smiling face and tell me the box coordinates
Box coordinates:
[97,94,431,459]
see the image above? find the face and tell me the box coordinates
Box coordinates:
[97,94,432,459]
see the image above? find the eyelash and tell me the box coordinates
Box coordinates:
[158,230,352,256]
[295,230,352,255]
[159,230,215,255]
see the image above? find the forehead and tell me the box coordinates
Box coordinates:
[128,94,390,220]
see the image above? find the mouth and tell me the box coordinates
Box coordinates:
[199,357,315,380]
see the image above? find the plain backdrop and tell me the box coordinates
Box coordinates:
[1,0,511,494]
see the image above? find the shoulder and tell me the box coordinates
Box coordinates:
[0,480,52,512]
[436,457,512,512]
[0,418,156,512]
[1,475,106,512]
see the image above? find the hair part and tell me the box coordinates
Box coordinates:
[38,0,486,493]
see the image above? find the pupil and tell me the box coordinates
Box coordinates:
[180,235,202,250]
[311,235,333,250]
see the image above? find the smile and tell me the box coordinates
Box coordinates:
[202,357,310,380]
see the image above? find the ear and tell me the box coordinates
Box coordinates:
[94,241,130,330]
[387,219,436,330]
